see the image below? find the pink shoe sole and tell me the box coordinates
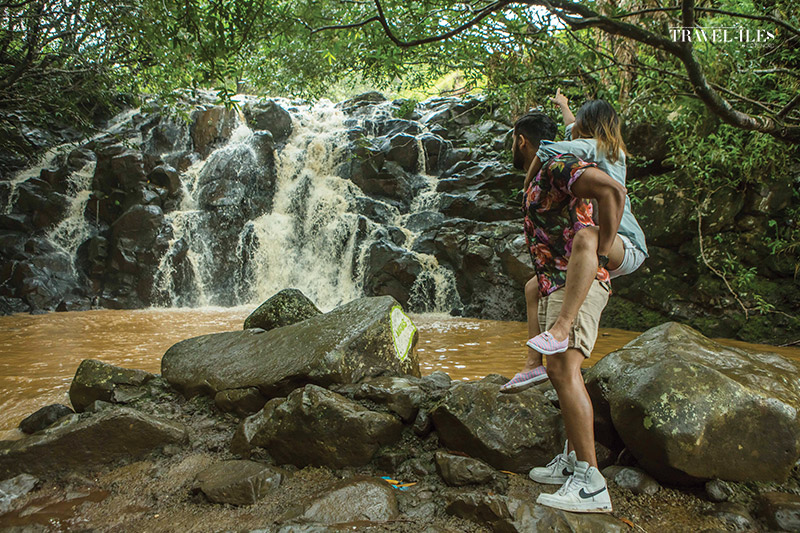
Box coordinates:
[500,365,549,393]
[526,331,569,355]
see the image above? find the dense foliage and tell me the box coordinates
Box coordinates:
[2,0,798,330]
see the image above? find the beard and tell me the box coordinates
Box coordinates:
[512,143,525,170]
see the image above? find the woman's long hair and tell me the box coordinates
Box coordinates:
[571,100,626,164]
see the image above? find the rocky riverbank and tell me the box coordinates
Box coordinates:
[1,91,798,344]
[2,292,800,531]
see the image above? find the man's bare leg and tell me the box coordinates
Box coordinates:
[545,227,624,344]
[546,347,597,467]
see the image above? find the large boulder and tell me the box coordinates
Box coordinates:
[0,407,187,478]
[243,288,321,331]
[585,322,800,484]
[430,378,565,472]
[68,359,156,412]
[162,296,420,400]
[235,385,403,468]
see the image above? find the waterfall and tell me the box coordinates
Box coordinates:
[150,97,462,313]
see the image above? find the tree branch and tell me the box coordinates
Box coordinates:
[373,0,515,48]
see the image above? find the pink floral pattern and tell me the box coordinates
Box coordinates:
[523,154,611,297]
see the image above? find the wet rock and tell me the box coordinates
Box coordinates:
[381,133,418,173]
[705,479,734,502]
[230,398,285,459]
[239,385,402,468]
[0,407,187,478]
[68,359,155,412]
[147,164,181,195]
[299,476,398,524]
[439,190,518,222]
[111,204,165,246]
[420,133,451,173]
[162,296,421,399]
[243,100,293,143]
[760,492,800,532]
[585,322,800,484]
[418,371,452,395]
[602,465,660,495]
[353,375,424,422]
[0,473,39,513]
[374,449,409,473]
[434,451,495,486]
[430,380,564,472]
[706,502,754,532]
[110,151,146,191]
[243,288,321,331]
[412,409,433,437]
[363,240,423,308]
[191,105,237,156]
[214,387,267,417]
[195,139,275,219]
[194,460,283,505]
[446,493,627,532]
[18,404,74,434]
[340,92,388,113]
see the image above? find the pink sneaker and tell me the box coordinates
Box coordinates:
[526,331,569,355]
[500,365,549,393]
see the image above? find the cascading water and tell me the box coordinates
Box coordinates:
[151,97,463,313]
[245,100,365,310]
[3,95,472,315]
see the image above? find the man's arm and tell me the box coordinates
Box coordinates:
[570,168,626,257]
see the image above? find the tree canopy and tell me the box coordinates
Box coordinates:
[2,0,798,140]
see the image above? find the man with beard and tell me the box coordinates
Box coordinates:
[509,112,627,513]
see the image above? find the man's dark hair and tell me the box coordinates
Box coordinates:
[513,112,557,148]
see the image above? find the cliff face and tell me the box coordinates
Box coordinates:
[1,91,797,343]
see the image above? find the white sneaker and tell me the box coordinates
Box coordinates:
[536,458,613,513]
[529,442,574,484]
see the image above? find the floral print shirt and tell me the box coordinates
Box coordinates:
[523,153,611,297]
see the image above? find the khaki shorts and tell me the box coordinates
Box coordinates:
[538,280,610,358]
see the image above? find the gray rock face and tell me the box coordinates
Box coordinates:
[243,288,321,331]
[18,404,74,434]
[299,476,399,524]
[446,493,627,532]
[194,460,282,505]
[352,375,424,422]
[0,407,187,478]
[0,473,39,514]
[760,492,800,532]
[434,451,495,486]
[162,296,420,400]
[68,359,155,412]
[585,322,800,485]
[240,385,403,468]
[602,466,660,495]
[431,380,565,472]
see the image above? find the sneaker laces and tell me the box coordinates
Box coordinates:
[545,453,564,468]
[556,475,575,496]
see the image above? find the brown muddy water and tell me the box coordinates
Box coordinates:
[1,307,799,440]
